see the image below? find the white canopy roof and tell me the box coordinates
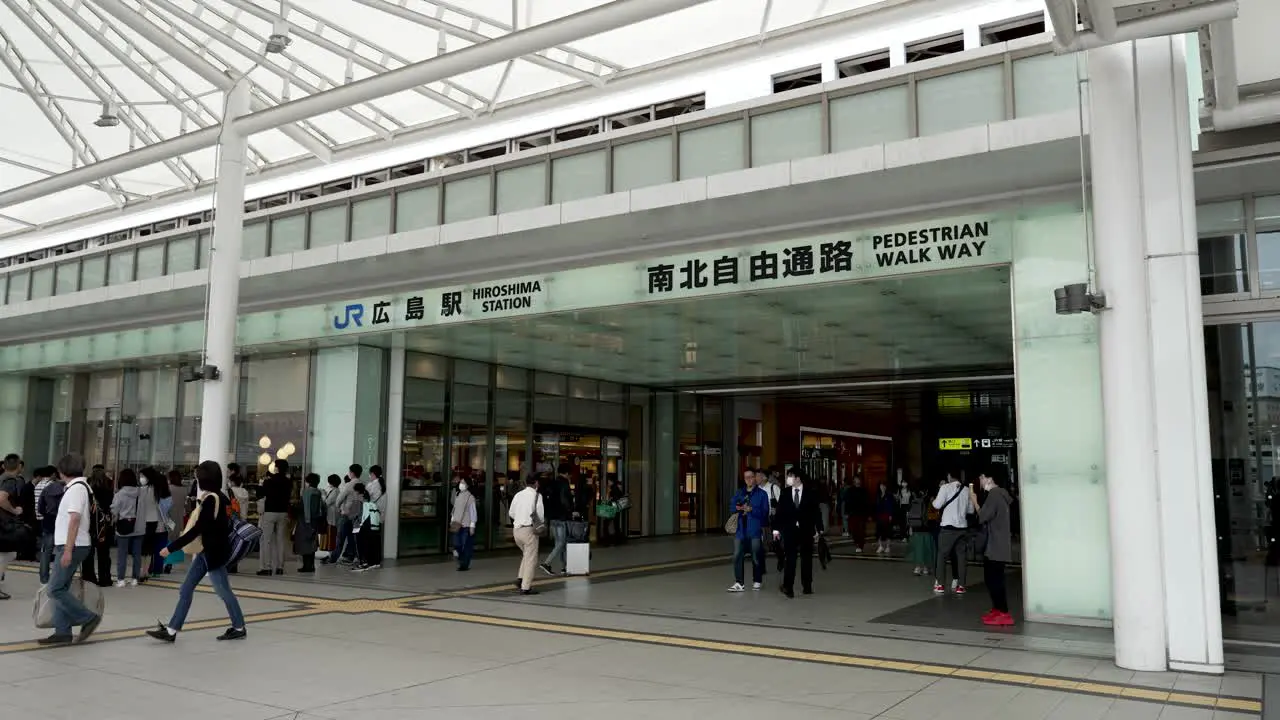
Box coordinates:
[0,0,883,239]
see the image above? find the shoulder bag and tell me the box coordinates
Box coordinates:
[114,490,140,536]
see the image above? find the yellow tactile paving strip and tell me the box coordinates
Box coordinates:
[0,561,1260,714]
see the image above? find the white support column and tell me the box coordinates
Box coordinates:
[1089,40,1168,673]
[1090,37,1224,674]
[197,80,250,465]
[382,336,406,560]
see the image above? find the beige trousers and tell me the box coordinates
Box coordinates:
[513,526,539,591]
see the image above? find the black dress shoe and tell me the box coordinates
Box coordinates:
[274,569,284,575]
[78,614,102,644]
[520,588,540,596]
[38,634,73,646]
[146,624,176,643]
[802,588,814,595]
[781,587,794,598]
[255,570,271,577]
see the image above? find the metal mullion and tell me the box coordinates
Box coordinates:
[442,357,456,556]
[907,75,920,137]
[1245,195,1261,297]
[485,363,497,550]
[671,126,681,181]
[604,138,615,194]
[742,110,753,168]
[1003,52,1016,120]
[819,93,831,156]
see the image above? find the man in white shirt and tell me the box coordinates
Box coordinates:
[931,471,973,595]
[39,453,102,646]
[756,469,782,572]
[508,475,545,596]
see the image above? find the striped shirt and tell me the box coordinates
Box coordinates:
[34,478,53,521]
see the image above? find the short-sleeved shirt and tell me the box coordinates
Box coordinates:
[0,473,23,518]
[55,478,93,547]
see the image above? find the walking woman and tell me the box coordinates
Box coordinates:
[110,469,146,586]
[972,468,1015,627]
[147,461,246,643]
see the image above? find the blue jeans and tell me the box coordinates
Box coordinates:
[543,520,568,570]
[50,545,96,636]
[733,536,764,585]
[169,553,245,632]
[38,531,54,584]
[116,535,143,581]
[453,527,475,569]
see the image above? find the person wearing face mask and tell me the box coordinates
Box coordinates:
[972,468,1015,626]
[773,469,823,598]
[451,478,478,571]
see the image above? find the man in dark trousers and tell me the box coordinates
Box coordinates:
[773,468,823,598]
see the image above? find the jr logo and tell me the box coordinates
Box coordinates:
[333,303,365,330]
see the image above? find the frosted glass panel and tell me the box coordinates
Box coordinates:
[1197,200,1245,234]
[6,271,27,303]
[497,163,547,213]
[830,86,911,151]
[917,65,1005,135]
[108,250,135,284]
[136,243,165,280]
[395,185,439,231]
[29,266,53,299]
[1014,53,1080,118]
[80,256,106,290]
[751,104,822,166]
[242,222,268,261]
[679,121,746,179]
[309,205,347,248]
[55,262,79,295]
[1011,206,1110,621]
[613,135,673,192]
[197,232,210,269]
[270,214,306,255]
[167,235,197,274]
[552,151,607,203]
[351,195,392,240]
[444,174,492,223]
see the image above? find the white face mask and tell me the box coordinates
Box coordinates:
[458,482,468,492]
[140,478,149,487]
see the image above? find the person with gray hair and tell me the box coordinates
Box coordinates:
[38,453,102,645]
[508,473,545,596]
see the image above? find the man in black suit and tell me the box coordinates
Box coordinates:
[773,468,823,598]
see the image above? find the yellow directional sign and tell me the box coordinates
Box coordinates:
[938,438,972,451]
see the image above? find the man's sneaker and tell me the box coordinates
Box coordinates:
[752,582,762,591]
[366,564,381,570]
[951,579,959,591]
[352,564,369,572]
[38,634,73,646]
[538,562,554,576]
[146,624,176,643]
[113,580,128,588]
[933,583,945,594]
[982,608,999,620]
[77,614,102,644]
[854,547,862,554]
[126,578,138,587]
[0,590,10,601]
[954,585,967,595]
[727,583,745,593]
[217,627,247,641]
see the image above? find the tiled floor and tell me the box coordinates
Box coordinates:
[0,536,1264,719]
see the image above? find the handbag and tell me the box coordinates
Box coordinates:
[34,579,105,629]
[723,512,739,535]
[0,513,31,553]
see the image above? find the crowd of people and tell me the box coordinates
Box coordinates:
[727,464,1016,627]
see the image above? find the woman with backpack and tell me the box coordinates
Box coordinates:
[147,461,246,643]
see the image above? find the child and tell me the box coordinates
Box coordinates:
[352,483,382,572]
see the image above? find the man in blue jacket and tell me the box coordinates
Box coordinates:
[728,470,770,592]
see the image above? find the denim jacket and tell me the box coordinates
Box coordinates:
[730,486,769,540]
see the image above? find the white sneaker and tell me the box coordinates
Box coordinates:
[854,547,862,554]
[752,582,762,591]
[951,579,959,591]
[727,583,745,593]
[126,578,138,587]
[113,580,127,588]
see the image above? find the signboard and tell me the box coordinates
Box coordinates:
[938,438,973,451]
[326,215,1011,335]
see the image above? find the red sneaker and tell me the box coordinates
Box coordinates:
[983,611,1015,627]
[981,608,999,620]
[954,585,967,595]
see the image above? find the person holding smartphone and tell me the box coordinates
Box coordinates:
[727,470,769,592]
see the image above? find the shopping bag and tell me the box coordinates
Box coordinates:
[163,549,186,565]
[33,578,105,629]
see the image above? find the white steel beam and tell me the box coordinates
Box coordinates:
[154,0,398,139]
[1206,20,1239,110]
[1056,1,1238,52]
[431,0,624,73]
[88,0,334,163]
[0,26,128,208]
[58,0,271,169]
[0,156,145,200]
[1083,0,1117,41]
[0,0,713,211]
[355,0,607,86]
[222,0,485,118]
[5,0,203,190]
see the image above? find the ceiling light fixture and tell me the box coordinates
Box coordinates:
[94,101,120,127]
[265,19,292,53]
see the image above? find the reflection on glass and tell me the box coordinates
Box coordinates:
[1205,322,1280,641]
[1258,232,1280,292]
[679,394,700,534]
[1200,234,1249,295]
[401,418,445,554]
[235,356,307,514]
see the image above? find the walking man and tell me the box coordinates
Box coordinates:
[774,469,822,598]
[509,475,544,596]
[39,453,102,645]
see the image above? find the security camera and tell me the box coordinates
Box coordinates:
[265,19,291,53]
[94,101,121,127]
[1054,283,1107,315]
